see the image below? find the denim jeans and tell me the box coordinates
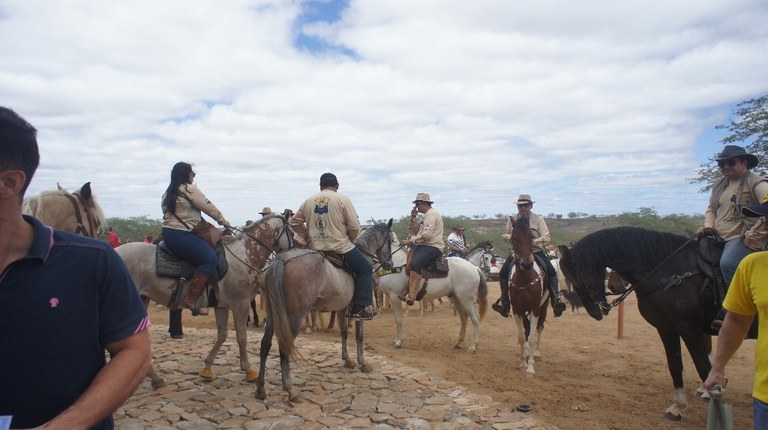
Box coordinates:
[755,397,768,430]
[342,247,373,307]
[161,227,218,277]
[720,238,756,286]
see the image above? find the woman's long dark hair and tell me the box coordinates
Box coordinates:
[162,162,193,214]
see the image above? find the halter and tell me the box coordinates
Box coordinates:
[584,233,700,312]
[63,192,100,238]
[222,216,294,273]
[361,226,394,272]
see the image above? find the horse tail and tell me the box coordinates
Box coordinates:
[264,258,301,361]
[476,267,488,321]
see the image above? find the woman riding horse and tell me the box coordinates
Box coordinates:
[161,162,232,316]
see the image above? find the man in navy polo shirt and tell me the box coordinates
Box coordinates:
[0,106,151,429]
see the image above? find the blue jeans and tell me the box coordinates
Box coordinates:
[342,247,373,307]
[755,397,768,430]
[162,227,217,278]
[720,238,756,286]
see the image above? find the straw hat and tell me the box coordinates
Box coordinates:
[259,207,272,215]
[516,194,534,205]
[413,192,433,204]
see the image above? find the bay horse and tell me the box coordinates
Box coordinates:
[255,220,394,402]
[377,234,488,352]
[507,214,548,374]
[558,227,715,421]
[22,182,106,238]
[116,215,293,388]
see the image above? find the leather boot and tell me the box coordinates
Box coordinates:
[492,276,511,318]
[184,271,209,316]
[549,276,566,317]
[405,271,421,306]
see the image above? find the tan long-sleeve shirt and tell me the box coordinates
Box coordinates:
[290,189,361,254]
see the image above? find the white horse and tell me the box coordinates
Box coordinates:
[464,240,495,278]
[377,234,488,352]
[116,215,293,388]
[22,182,106,238]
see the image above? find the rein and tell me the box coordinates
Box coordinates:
[221,219,294,274]
[605,233,699,309]
[63,192,99,238]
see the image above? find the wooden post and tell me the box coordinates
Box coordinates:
[617,300,625,339]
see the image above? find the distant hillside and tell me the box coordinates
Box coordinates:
[391,212,704,255]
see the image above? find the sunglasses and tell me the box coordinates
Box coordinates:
[717,158,740,168]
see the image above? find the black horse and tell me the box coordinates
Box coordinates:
[558,226,717,422]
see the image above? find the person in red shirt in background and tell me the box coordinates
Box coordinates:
[107,226,120,248]
[144,234,153,244]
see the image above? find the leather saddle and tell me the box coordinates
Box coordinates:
[405,251,449,279]
[155,241,229,309]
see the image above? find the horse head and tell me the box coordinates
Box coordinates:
[239,214,294,265]
[511,216,535,271]
[558,244,609,320]
[355,218,394,271]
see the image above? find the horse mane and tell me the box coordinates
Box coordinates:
[467,240,492,254]
[571,227,690,273]
[354,222,389,249]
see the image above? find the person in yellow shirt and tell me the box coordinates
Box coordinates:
[705,198,768,429]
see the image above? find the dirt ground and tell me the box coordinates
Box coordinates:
[148,281,756,429]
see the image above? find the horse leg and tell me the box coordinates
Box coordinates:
[231,302,258,382]
[681,333,713,401]
[450,296,468,351]
[200,307,230,380]
[249,298,259,327]
[657,330,687,421]
[356,320,373,373]
[339,311,356,369]
[513,314,527,370]
[255,319,273,400]
[280,351,301,402]
[390,292,406,348]
[327,311,337,330]
[525,314,539,374]
[465,298,482,353]
[140,297,166,389]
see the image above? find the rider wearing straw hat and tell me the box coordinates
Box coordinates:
[400,192,445,303]
[493,194,567,318]
[259,207,272,217]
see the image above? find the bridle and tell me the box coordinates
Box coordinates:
[362,227,394,272]
[63,192,100,238]
[222,216,295,273]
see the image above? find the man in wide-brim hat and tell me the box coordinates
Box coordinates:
[259,207,272,218]
[493,193,567,318]
[698,145,768,331]
[400,192,444,304]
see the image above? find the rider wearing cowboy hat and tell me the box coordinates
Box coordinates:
[697,145,768,330]
[400,192,445,303]
[493,194,567,318]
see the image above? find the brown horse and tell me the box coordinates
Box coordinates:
[255,220,394,402]
[22,182,106,238]
[507,214,548,374]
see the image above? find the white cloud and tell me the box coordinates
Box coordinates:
[3,0,768,227]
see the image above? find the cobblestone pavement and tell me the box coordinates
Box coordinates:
[116,326,559,429]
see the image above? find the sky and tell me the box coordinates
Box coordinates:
[3,0,768,226]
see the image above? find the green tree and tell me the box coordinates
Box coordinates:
[692,95,768,191]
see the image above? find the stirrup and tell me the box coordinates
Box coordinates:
[191,295,208,316]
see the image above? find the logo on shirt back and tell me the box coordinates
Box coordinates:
[313,197,330,215]
[49,297,59,308]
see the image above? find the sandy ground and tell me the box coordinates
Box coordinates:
[148,281,756,430]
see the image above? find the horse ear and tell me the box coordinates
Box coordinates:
[558,245,571,261]
[80,182,93,202]
[387,218,393,228]
[57,182,64,191]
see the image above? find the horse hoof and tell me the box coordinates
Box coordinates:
[393,342,401,349]
[199,368,214,380]
[452,344,463,350]
[360,363,373,373]
[344,360,356,369]
[255,388,266,400]
[288,392,303,403]
[469,346,477,354]
[244,370,259,382]
[663,411,682,421]
[151,380,167,389]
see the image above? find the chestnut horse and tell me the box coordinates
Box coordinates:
[22,182,106,238]
[507,214,548,374]
[256,220,394,402]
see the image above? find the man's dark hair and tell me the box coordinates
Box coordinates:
[0,107,39,194]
